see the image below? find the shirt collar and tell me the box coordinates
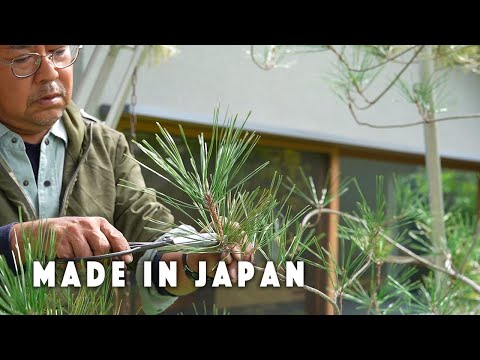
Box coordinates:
[0,121,11,140]
[50,118,68,146]
[0,118,68,145]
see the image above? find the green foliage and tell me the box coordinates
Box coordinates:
[121,109,319,264]
[0,220,114,315]
[286,169,479,314]
[245,44,480,314]
[191,301,230,315]
[435,45,480,74]
[347,175,479,314]
[409,170,478,217]
[352,45,480,74]
[127,108,479,313]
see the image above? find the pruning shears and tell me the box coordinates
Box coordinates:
[56,232,219,263]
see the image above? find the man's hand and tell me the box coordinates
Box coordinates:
[186,242,255,283]
[9,216,132,264]
[187,218,255,283]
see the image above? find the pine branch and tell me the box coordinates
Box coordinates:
[319,208,480,294]
[329,45,425,110]
[327,45,420,73]
[347,102,480,129]
[253,265,341,314]
[204,181,224,240]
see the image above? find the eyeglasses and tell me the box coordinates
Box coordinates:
[0,45,83,78]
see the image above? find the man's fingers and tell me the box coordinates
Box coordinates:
[90,231,111,256]
[231,245,242,262]
[99,219,132,263]
[221,250,234,265]
[69,235,94,258]
[56,237,75,259]
[227,261,237,283]
[224,243,255,262]
[244,243,256,262]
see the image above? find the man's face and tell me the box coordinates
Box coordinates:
[0,45,73,136]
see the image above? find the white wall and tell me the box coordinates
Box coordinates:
[78,45,480,163]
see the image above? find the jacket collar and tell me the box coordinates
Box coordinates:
[62,101,87,163]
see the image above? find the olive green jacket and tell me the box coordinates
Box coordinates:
[0,101,174,245]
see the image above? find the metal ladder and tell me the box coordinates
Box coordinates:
[73,45,147,129]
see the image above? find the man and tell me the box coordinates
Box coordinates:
[0,45,252,314]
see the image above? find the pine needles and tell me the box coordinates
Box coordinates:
[0,219,114,315]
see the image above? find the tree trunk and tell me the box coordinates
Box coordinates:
[419,45,448,295]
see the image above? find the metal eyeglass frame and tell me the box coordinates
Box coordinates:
[0,45,83,78]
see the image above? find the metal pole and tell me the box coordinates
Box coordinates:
[84,47,119,119]
[73,45,112,109]
[104,45,147,129]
